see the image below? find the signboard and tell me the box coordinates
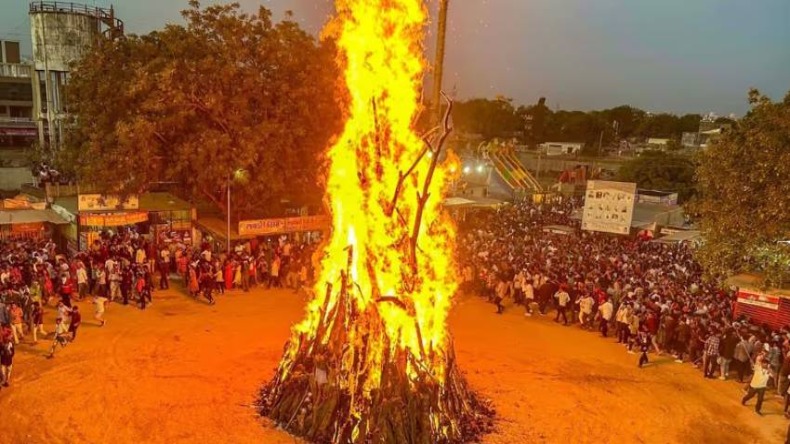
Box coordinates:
[737,290,780,311]
[11,222,44,233]
[582,180,636,235]
[78,194,139,212]
[3,198,46,210]
[239,215,330,237]
[80,212,148,227]
[637,192,678,206]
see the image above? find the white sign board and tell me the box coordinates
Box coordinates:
[78,194,139,212]
[582,181,636,235]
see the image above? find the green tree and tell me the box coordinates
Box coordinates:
[617,150,696,202]
[62,1,342,219]
[452,98,523,140]
[694,89,790,287]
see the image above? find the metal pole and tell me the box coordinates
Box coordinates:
[226,175,231,254]
[432,0,450,126]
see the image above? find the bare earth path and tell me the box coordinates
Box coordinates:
[2,287,786,443]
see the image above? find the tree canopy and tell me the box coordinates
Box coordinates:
[451,97,702,152]
[62,1,342,219]
[694,89,790,287]
[616,150,696,202]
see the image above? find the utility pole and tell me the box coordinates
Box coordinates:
[227,174,231,254]
[432,0,450,126]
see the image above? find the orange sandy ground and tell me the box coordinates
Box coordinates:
[2,286,787,444]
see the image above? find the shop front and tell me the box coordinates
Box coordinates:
[79,211,150,250]
[52,192,195,252]
[0,209,68,243]
[196,215,330,253]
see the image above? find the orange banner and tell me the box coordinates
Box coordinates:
[81,212,148,227]
[11,222,44,233]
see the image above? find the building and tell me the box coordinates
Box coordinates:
[28,1,123,150]
[646,138,670,149]
[637,189,678,206]
[681,115,733,149]
[539,142,584,156]
[0,39,36,149]
[681,131,700,148]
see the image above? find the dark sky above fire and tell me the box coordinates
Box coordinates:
[1,0,788,115]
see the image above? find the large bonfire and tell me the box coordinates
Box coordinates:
[259,1,494,442]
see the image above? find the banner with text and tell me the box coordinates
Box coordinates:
[78,194,139,212]
[737,290,780,311]
[81,212,148,227]
[582,180,637,235]
[239,215,330,237]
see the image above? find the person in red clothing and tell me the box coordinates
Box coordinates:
[68,306,82,342]
[644,310,661,354]
[224,260,233,291]
[59,273,75,308]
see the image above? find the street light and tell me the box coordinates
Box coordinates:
[227,168,247,254]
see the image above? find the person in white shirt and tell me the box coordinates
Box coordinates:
[76,263,89,300]
[93,296,109,327]
[598,298,614,338]
[742,359,772,415]
[513,271,524,304]
[47,318,69,359]
[554,287,570,325]
[523,281,535,316]
[578,293,594,329]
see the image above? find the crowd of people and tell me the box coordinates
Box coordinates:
[0,228,316,390]
[456,197,790,417]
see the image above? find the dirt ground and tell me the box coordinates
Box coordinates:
[2,286,787,444]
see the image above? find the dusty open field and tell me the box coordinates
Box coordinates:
[2,286,787,443]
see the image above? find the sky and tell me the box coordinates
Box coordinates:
[2,0,788,115]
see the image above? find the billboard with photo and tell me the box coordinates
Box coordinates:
[582,181,636,235]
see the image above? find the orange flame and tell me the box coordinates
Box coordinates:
[288,0,457,382]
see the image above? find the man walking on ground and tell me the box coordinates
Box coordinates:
[638,327,651,368]
[703,330,720,378]
[554,286,570,325]
[93,295,108,326]
[8,302,24,345]
[76,262,89,301]
[68,306,82,342]
[0,336,13,387]
[742,359,772,415]
[598,298,613,337]
[31,302,46,343]
[578,293,594,329]
[47,317,69,359]
[720,327,738,381]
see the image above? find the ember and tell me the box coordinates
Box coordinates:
[259,0,494,442]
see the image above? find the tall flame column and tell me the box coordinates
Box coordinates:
[259,1,494,442]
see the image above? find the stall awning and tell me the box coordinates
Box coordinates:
[0,209,69,225]
[195,217,254,242]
